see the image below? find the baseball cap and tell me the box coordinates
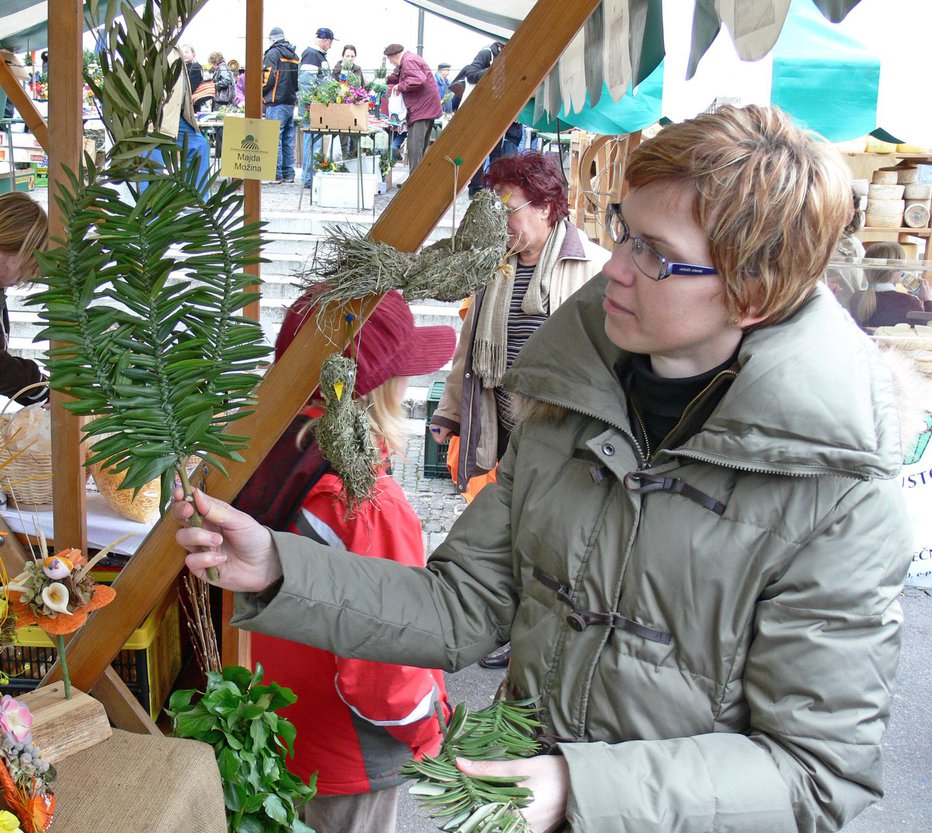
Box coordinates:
[438,62,451,70]
[383,43,404,57]
[316,27,335,40]
[269,26,285,40]
[275,289,456,397]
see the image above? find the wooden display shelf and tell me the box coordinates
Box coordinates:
[860,227,931,236]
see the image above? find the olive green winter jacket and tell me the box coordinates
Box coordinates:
[234,278,912,833]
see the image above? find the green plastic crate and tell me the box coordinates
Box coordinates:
[423,380,450,479]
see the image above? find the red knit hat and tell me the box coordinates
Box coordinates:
[275,289,456,396]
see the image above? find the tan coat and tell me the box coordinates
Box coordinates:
[431,222,609,489]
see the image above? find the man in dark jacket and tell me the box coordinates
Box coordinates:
[384,43,441,175]
[263,26,299,183]
[299,27,334,188]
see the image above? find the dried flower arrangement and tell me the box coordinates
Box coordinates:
[4,536,126,699]
[0,696,55,833]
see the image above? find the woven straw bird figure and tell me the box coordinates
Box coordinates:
[300,190,511,318]
[316,353,380,513]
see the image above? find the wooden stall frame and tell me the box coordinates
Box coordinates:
[34,0,602,730]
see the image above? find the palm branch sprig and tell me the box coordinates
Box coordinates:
[30,160,135,411]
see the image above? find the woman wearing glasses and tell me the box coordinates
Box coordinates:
[175,106,914,833]
[430,151,609,501]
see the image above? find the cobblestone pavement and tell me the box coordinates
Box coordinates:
[393,419,466,555]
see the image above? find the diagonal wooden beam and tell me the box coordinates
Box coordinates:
[0,60,49,150]
[46,0,601,694]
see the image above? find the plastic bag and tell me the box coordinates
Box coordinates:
[387,88,407,126]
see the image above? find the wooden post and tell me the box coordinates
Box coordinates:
[47,0,87,555]
[47,0,601,694]
[220,0,266,672]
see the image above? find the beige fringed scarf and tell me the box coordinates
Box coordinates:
[473,220,566,388]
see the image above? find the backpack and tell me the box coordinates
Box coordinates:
[214,65,235,105]
[233,414,331,531]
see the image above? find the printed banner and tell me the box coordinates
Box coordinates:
[220,116,280,180]
[903,413,932,587]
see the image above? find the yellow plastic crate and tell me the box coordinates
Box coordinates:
[1,589,181,721]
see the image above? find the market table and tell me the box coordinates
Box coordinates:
[298,125,384,211]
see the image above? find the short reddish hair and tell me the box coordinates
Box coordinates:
[484,151,569,226]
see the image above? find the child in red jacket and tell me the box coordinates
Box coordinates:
[252,289,456,833]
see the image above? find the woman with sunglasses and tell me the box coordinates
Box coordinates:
[174,106,915,833]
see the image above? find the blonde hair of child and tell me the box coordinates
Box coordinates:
[854,241,906,325]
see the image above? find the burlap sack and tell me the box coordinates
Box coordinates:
[53,729,226,832]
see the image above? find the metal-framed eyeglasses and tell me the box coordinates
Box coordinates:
[604,203,718,281]
[500,194,533,215]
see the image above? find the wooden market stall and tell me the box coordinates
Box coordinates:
[0,0,600,733]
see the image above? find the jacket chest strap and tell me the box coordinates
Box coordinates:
[532,568,672,645]
[623,471,726,516]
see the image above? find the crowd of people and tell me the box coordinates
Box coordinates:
[177,29,539,189]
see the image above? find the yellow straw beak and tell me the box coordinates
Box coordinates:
[333,381,345,401]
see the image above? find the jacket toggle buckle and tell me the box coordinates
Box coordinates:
[566,609,613,632]
[534,568,673,644]
[622,472,726,516]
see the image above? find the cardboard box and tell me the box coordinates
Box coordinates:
[311,171,379,209]
[305,102,369,133]
[0,170,36,193]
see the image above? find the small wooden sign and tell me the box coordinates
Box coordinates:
[220,116,281,181]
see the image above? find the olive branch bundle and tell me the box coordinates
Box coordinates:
[402,699,541,833]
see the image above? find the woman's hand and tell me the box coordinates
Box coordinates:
[456,755,569,833]
[172,487,283,593]
[430,424,452,444]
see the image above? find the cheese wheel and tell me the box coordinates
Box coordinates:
[903,203,930,228]
[868,183,905,200]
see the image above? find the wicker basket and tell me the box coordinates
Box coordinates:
[88,461,162,524]
[0,384,53,508]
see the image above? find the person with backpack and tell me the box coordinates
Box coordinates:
[263,26,300,184]
[240,289,456,833]
[450,41,522,197]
